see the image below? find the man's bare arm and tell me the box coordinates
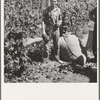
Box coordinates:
[42,21,49,42]
[42,21,46,35]
[56,9,62,27]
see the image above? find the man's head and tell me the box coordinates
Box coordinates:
[50,0,58,8]
[75,27,84,39]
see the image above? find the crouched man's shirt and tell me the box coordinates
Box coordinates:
[58,34,87,64]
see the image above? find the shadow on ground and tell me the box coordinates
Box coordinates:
[73,66,97,82]
[58,62,97,83]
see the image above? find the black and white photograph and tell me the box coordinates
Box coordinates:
[4,0,98,83]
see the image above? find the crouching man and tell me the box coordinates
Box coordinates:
[56,28,87,66]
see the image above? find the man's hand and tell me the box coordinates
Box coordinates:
[42,33,49,42]
[54,55,65,65]
[58,60,64,64]
[42,21,49,42]
[53,23,60,31]
[56,22,61,27]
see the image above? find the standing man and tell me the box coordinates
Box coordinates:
[42,0,62,60]
[89,7,97,62]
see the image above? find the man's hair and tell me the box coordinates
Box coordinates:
[75,26,83,33]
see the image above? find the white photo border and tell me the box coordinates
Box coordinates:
[1,0,99,100]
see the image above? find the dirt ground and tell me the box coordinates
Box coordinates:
[5,59,97,83]
[4,48,97,83]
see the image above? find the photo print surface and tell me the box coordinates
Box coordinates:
[4,0,97,83]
